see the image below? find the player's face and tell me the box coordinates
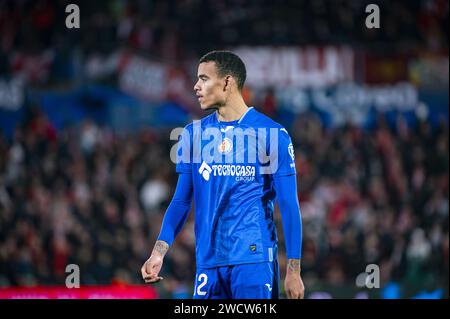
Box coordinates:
[194,61,227,110]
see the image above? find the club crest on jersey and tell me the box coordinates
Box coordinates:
[288,143,295,161]
[218,137,233,154]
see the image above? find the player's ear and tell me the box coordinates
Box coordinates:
[223,75,231,92]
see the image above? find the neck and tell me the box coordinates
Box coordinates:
[216,94,249,122]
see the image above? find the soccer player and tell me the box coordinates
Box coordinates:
[141,51,304,299]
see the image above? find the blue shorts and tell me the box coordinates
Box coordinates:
[193,260,279,299]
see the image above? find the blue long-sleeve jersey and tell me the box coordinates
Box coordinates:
[158,107,303,268]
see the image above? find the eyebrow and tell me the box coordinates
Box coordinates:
[198,74,209,79]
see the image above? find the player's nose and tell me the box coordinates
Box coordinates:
[194,81,200,92]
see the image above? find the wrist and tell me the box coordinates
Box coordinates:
[286,258,301,274]
[152,240,169,258]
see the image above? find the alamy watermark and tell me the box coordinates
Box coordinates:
[169,122,295,180]
[65,4,80,29]
[65,264,80,288]
[355,264,380,289]
[365,4,380,29]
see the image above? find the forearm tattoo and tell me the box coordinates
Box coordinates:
[287,259,301,273]
[152,240,169,257]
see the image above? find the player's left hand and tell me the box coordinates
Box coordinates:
[284,271,305,299]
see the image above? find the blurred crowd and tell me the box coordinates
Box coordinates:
[291,112,448,298]
[0,104,447,298]
[0,0,448,68]
[0,0,448,299]
[0,106,182,289]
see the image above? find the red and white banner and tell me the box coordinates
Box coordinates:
[233,46,354,88]
[0,285,158,299]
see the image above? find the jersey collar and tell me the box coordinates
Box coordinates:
[215,106,254,124]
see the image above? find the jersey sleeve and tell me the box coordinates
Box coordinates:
[273,173,303,259]
[175,124,192,174]
[270,128,296,177]
[157,172,193,246]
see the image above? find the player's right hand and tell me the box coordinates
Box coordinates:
[141,254,164,284]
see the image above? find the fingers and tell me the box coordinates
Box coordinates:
[286,288,304,299]
[145,260,155,275]
[144,275,164,284]
[299,288,305,299]
[286,290,293,299]
[287,291,298,299]
[141,265,150,281]
[286,288,295,299]
[142,272,164,283]
[289,292,301,299]
[141,263,163,284]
